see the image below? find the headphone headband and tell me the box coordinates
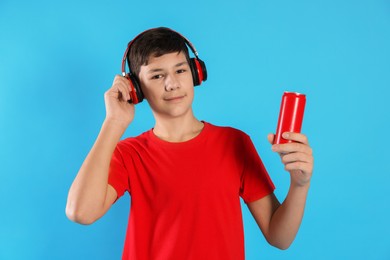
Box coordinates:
[121,27,200,76]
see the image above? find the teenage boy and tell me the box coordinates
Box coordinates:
[66,27,314,259]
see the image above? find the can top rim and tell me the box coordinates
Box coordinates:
[284,91,306,96]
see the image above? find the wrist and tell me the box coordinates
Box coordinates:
[286,181,310,206]
[103,117,130,131]
[289,180,311,191]
[102,118,129,136]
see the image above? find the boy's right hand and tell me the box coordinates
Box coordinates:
[104,75,135,128]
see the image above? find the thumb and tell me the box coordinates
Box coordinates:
[267,133,275,145]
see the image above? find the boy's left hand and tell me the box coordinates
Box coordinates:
[268,132,313,187]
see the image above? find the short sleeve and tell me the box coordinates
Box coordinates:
[108,144,130,201]
[239,135,275,203]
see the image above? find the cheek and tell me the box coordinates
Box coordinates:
[182,74,195,89]
[142,85,165,102]
[140,80,158,96]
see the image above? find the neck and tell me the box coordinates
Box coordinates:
[153,115,204,142]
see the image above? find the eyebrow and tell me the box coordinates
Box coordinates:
[147,61,188,74]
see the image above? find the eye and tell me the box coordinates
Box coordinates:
[151,74,163,80]
[176,69,187,74]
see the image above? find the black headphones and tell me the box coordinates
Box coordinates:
[121,27,207,104]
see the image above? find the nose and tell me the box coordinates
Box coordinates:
[164,73,180,91]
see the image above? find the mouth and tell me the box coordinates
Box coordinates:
[164,95,185,102]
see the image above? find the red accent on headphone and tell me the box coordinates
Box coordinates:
[130,89,139,104]
[125,75,139,104]
[194,59,204,84]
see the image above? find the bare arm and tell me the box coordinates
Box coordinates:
[65,76,135,224]
[247,132,313,249]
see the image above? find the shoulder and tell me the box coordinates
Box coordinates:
[205,121,248,136]
[115,129,153,152]
[204,121,250,143]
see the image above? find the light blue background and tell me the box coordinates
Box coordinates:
[1,0,389,259]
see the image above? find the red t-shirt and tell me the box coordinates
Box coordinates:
[108,122,275,260]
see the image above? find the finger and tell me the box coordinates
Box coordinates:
[113,75,126,85]
[121,78,133,101]
[280,151,313,165]
[114,81,131,101]
[267,133,275,144]
[272,142,312,155]
[113,75,131,92]
[284,161,312,174]
[282,132,309,145]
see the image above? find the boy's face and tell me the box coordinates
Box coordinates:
[138,52,195,119]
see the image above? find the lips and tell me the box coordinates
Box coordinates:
[164,95,185,101]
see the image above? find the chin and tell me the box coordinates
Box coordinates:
[161,106,193,119]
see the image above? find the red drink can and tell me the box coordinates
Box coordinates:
[273,91,306,144]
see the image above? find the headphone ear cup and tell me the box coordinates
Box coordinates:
[126,74,144,104]
[198,59,207,82]
[189,58,207,86]
[189,58,200,86]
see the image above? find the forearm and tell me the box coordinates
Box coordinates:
[66,119,127,224]
[268,181,310,249]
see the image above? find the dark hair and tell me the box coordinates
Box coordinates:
[127,27,190,77]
